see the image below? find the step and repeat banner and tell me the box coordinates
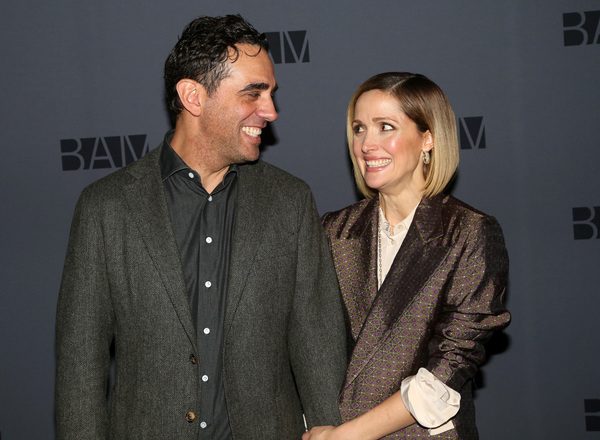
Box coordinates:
[1,1,599,438]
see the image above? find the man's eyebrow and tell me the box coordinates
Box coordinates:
[240,83,278,93]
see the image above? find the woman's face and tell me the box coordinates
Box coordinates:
[351,89,431,197]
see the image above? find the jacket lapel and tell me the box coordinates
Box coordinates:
[328,197,379,341]
[223,163,271,337]
[344,195,450,389]
[123,146,198,351]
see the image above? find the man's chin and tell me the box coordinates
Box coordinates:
[233,147,260,164]
[246,152,260,163]
[244,144,261,162]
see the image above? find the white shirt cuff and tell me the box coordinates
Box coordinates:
[400,368,461,434]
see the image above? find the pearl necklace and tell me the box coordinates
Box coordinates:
[378,207,383,289]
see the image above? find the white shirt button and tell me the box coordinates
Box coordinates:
[205,237,212,244]
[200,421,207,429]
[203,327,210,335]
[205,281,212,288]
[188,172,194,179]
[208,196,213,201]
[202,375,209,382]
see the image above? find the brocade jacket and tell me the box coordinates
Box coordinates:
[322,194,510,439]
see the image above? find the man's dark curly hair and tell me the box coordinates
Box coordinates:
[164,14,269,124]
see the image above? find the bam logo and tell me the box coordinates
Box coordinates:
[458,117,486,150]
[563,11,600,46]
[265,31,309,64]
[573,206,600,240]
[61,134,150,171]
[585,399,600,431]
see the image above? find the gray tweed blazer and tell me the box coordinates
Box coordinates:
[55,144,346,439]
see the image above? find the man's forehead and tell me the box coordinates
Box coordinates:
[224,44,277,90]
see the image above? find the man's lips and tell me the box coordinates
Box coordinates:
[242,126,262,137]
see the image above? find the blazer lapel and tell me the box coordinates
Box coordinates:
[328,197,379,341]
[344,195,451,389]
[223,163,271,337]
[123,146,198,350]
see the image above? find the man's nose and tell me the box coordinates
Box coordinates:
[259,97,278,122]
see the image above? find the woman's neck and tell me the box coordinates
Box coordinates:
[379,190,422,229]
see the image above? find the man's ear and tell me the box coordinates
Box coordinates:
[176,79,206,117]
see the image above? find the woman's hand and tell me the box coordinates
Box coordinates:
[302,425,338,440]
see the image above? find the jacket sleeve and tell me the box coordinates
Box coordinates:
[287,189,347,428]
[427,214,510,391]
[55,187,114,439]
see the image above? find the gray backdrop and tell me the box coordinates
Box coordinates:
[2,1,599,438]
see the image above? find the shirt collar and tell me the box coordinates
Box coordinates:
[159,129,238,185]
[379,203,418,237]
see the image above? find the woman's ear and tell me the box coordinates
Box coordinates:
[423,130,434,152]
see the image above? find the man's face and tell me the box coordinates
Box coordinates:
[199,44,278,166]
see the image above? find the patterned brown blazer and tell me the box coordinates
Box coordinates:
[322,194,510,439]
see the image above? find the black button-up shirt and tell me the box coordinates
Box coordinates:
[160,130,236,439]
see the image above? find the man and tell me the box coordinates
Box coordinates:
[55,14,346,439]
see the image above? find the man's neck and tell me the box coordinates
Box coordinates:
[170,128,230,194]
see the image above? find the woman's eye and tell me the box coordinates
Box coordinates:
[353,125,364,134]
[381,123,393,131]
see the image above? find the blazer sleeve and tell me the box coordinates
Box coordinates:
[55,186,114,439]
[286,189,346,428]
[427,214,510,391]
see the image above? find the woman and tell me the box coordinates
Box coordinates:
[304,73,510,439]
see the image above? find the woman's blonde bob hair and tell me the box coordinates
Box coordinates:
[347,72,459,199]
